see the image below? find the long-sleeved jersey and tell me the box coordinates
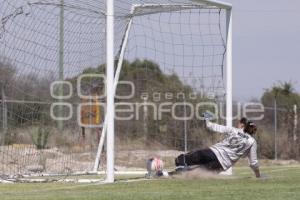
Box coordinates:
[206,121,259,171]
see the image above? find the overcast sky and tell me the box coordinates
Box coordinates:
[224,0,300,101]
[1,0,299,102]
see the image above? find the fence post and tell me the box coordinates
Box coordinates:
[1,86,7,145]
[183,99,187,153]
[274,97,278,160]
[293,104,297,141]
[293,104,298,158]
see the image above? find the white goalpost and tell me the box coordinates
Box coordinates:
[105,0,115,183]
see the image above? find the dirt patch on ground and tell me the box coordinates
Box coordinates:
[171,167,231,180]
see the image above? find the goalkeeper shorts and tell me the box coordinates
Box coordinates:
[175,148,223,172]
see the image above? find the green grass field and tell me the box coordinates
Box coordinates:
[0,165,299,200]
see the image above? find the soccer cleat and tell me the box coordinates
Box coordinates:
[168,165,192,176]
[175,165,191,172]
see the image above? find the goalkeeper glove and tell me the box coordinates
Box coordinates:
[201,111,214,121]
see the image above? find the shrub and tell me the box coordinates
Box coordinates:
[31,126,51,149]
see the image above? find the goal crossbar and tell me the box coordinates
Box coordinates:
[129,4,219,18]
[192,0,232,9]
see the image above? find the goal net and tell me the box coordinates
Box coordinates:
[107,2,231,175]
[0,0,232,181]
[0,0,107,178]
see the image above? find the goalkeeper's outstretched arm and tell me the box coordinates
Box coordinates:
[205,117,247,135]
[248,140,260,178]
[206,120,238,135]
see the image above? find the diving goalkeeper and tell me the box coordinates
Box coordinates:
[175,118,261,178]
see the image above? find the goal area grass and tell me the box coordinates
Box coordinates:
[0,165,299,200]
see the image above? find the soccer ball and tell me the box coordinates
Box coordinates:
[146,157,164,177]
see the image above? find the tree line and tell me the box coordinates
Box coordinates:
[0,58,299,159]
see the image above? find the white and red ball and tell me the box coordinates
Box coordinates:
[147,157,164,175]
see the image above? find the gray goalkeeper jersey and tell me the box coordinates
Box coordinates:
[206,121,259,171]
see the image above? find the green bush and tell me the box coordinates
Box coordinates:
[31,127,51,149]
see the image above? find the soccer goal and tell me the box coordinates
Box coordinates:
[99,0,233,182]
[0,0,232,183]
